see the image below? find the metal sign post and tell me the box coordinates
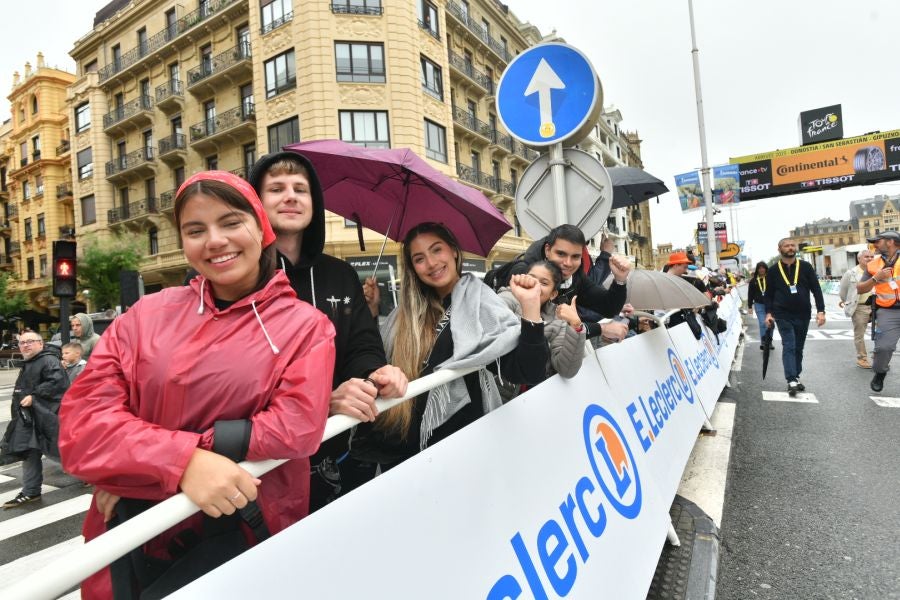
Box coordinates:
[549,143,569,225]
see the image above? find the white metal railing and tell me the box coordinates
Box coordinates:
[5,366,479,600]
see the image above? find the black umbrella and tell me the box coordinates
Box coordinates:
[761,325,775,379]
[607,166,670,209]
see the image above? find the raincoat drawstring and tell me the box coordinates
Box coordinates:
[252,300,281,355]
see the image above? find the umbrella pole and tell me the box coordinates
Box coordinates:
[371,205,399,279]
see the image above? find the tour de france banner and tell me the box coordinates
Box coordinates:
[712,164,741,204]
[675,170,703,212]
[731,128,900,200]
[176,358,680,599]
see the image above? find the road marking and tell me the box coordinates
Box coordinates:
[0,484,58,504]
[748,329,868,342]
[732,341,745,372]
[870,396,900,408]
[762,391,819,403]
[0,474,14,484]
[0,495,91,542]
[677,402,734,528]
[0,537,83,593]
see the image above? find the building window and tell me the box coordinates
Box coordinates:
[39,255,48,278]
[84,59,97,74]
[264,50,296,98]
[335,42,385,83]
[32,95,38,114]
[243,143,256,173]
[174,166,185,189]
[32,136,41,160]
[332,0,382,14]
[339,110,390,148]
[19,141,27,166]
[420,56,443,100]
[35,176,44,197]
[81,195,96,225]
[261,0,292,34]
[206,155,218,171]
[420,1,439,36]
[267,117,300,152]
[23,181,31,201]
[25,218,33,241]
[240,84,254,118]
[27,258,35,280]
[149,227,159,255]
[112,44,122,70]
[165,8,177,39]
[424,119,447,163]
[137,27,148,56]
[37,214,45,237]
[75,102,91,132]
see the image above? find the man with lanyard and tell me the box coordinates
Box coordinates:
[764,238,826,396]
[855,231,900,392]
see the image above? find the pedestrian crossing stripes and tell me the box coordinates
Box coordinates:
[869,396,900,408]
[0,537,83,594]
[761,391,819,403]
[0,495,91,543]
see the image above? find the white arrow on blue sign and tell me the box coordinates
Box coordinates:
[496,43,601,147]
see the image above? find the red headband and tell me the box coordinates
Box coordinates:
[176,170,277,248]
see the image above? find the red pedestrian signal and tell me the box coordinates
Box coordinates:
[52,240,77,298]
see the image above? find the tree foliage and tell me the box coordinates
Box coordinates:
[79,238,143,310]
[0,272,27,319]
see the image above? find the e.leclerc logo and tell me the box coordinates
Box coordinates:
[625,349,697,452]
[485,405,641,599]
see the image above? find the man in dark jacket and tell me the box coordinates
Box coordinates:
[1,332,68,508]
[764,237,826,395]
[510,224,631,340]
[248,151,407,510]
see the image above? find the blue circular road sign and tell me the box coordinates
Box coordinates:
[496,43,601,147]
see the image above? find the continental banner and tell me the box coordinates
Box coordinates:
[730,128,900,200]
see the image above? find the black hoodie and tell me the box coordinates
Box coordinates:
[248,151,388,387]
[249,152,388,493]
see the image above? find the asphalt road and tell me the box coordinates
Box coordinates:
[717,294,900,599]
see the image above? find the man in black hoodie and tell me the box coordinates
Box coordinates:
[248,152,407,510]
[510,224,631,339]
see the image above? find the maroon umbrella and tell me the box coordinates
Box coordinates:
[283,140,511,257]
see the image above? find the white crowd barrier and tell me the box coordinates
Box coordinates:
[7,290,743,600]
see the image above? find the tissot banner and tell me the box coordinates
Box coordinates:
[731,128,900,200]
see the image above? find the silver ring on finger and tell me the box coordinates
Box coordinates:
[229,491,241,502]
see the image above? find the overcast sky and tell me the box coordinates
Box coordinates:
[4,1,899,265]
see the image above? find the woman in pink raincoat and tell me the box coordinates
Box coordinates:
[59,171,335,598]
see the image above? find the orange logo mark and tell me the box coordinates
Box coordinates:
[596,422,628,476]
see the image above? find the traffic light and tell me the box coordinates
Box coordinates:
[52,240,77,297]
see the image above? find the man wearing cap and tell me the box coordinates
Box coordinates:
[664,251,708,294]
[764,238,826,396]
[855,231,900,392]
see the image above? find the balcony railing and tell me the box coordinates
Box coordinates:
[98,0,241,83]
[159,133,187,156]
[190,105,255,143]
[33,151,42,161]
[451,104,493,139]
[56,140,71,155]
[489,129,514,153]
[447,51,493,92]
[108,197,158,224]
[159,189,176,212]
[261,11,293,34]
[106,147,155,177]
[418,19,440,40]
[59,225,76,238]
[445,1,513,63]
[155,79,184,104]
[10,241,21,255]
[187,43,252,88]
[20,158,27,167]
[511,141,538,161]
[56,182,72,198]
[103,96,153,130]
[456,164,514,196]
[7,204,17,220]
[331,3,382,15]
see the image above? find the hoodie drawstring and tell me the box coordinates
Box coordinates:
[309,266,316,309]
[197,279,206,314]
[251,300,281,355]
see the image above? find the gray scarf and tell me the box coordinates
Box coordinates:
[381,274,521,449]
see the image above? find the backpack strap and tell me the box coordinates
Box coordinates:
[213,420,271,543]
